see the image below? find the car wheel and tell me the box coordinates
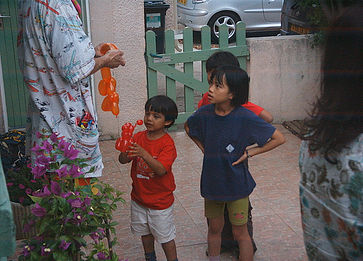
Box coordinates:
[207,11,240,43]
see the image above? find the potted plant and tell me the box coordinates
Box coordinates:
[15,131,127,260]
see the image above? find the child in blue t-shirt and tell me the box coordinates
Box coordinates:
[185,65,285,261]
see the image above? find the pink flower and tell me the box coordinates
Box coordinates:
[68,198,82,208]
[64,146,79,160]
[19,184,25,189]
[35,155,51,166]
[33,186,51,198]
[6,182,13,187]
[50,132,58,142]
[31,144,43,156]
[58,139,70,152]
[25,188,32,194]
[50,181,61,195]
[68,165,83,178]
[36,132,43,139]
[31,203,46,217]
[41,140,53,152]
[55,166,68,178]
[31,165,47,179]
[59,240,71,250]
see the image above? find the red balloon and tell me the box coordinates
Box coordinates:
[136,120,143,125]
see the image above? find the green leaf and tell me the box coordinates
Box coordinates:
[53,251,69,261]
[28,194,42,203]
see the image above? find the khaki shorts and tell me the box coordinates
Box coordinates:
[205,197,249,226]
[130,200,176,244]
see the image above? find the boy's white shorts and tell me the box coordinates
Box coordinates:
[130,200,176,244]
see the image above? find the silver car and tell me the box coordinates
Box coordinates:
[177,0,283,42]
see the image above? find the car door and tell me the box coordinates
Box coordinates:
[233,0,264,30]
[262,0,283,22]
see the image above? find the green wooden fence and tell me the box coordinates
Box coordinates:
[145,22,249,124]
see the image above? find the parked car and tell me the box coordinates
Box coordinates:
[177,0,284,42]
[280,0,314,35]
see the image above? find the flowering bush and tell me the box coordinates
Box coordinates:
[18,131,126,261]
[6,163,43,206]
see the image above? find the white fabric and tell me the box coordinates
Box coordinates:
[130,200,176,244]
[18,0,103,177]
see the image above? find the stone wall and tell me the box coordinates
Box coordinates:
[247,35,322,123]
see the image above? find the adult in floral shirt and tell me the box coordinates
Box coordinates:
[17,0,125,177]
[299,4,363,260]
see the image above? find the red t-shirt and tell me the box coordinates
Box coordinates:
[198,92,264,116]
[130,130,177,210]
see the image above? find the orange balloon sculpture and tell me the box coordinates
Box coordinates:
[115,120,144,152]
[98,43,120,117]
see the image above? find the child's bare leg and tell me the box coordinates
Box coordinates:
[142,234,156,260]
[232,224,253,261]
[161,239,177,261]
[208,216,224,257]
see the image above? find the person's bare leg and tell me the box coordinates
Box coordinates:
[208,216,224,257]
[142,234,156,260]
[161,239,177,261]
[232,224,253,261]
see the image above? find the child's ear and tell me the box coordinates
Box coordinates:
[228,92,233,101]
[164,120,173,128]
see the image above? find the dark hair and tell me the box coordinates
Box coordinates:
[206,51,240,73]
[145,95,178,128]
[210,65,249,107]
[305,3,363,157]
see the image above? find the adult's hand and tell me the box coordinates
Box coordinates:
[89,49,125,76]
[94,42,106,58]
[103,49,126,68]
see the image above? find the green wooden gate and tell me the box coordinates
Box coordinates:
[0,0,28,130]
[145,22,249,124]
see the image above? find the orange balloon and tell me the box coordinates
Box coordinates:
[107,81,116,96]
[98,80,109,96]
[101,68,111,81]
[111,102,119,116]
[100,43,118,55]
[111,77,116,87]
[109,92,119,103]
[101,96,112,111]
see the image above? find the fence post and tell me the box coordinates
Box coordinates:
[145,31,158,98]
[164,29,176,102]
[236,22,247,70]
[183,27,194,114]
[201,26,211,93]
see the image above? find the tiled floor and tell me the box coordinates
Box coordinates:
[99,124,308,261]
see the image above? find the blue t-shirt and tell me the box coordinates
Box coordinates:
[187,104,276,201]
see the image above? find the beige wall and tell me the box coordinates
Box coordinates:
[247,35,322,123]
[164,0,177,30]
[89,0,148,139]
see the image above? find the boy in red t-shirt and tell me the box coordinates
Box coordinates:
[200,51,273,256]
[119,95,179,261]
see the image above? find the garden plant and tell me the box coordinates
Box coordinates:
[14,131,126,261]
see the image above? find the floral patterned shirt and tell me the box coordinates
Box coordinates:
[17,0,102,177]
[299,134,363,260]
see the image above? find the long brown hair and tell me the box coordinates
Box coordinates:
[306,3,363,158]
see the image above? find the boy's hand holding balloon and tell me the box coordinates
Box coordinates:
[115,120,143,152]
